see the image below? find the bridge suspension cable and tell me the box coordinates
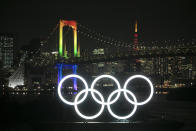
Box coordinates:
[77,22,132,48]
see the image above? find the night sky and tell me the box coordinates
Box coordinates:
[0,0,196,47]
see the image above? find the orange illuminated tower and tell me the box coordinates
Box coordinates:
[133,20,139,51]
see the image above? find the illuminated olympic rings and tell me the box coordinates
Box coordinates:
[57,74,154,120]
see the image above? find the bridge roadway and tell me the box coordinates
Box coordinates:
[57,46,196,64]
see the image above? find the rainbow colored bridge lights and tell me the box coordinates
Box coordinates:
[58,20,80,91]
[59,20,80,58]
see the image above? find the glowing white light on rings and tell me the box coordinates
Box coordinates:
[90,75,121,105]
[107,89,137,119]
[57,74,89,105]
[74,89,105,120]
[123,75,154,105]
[57,74,154,120]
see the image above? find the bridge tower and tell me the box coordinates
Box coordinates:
[59,20,80,58]
[58,20,80,91]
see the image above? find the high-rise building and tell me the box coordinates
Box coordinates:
[0,33,14,68]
